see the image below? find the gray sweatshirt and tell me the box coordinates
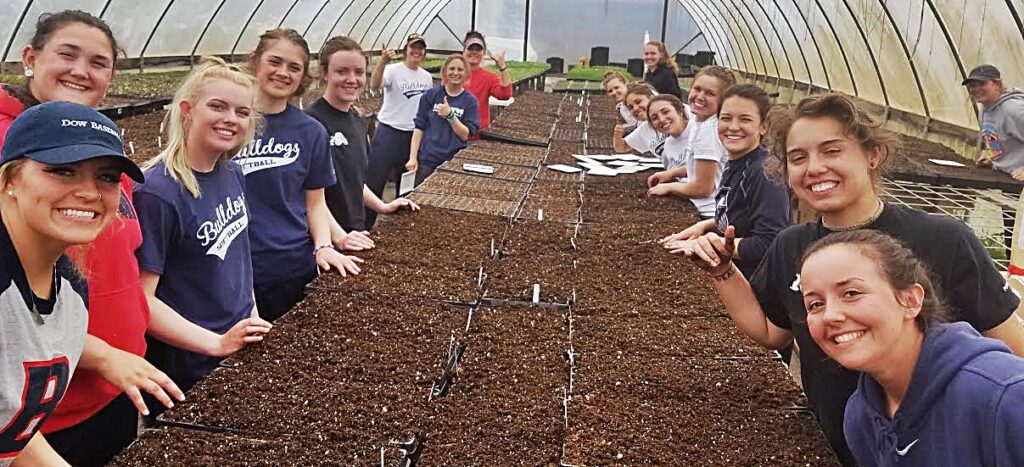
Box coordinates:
[980,88,1024,173]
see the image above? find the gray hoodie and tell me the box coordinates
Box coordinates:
[980,88,1024,173]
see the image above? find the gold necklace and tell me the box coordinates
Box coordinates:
[822,199,885,231]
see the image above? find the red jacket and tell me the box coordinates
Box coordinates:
[0,86,24,149]
[465,67,513,133]
[44,175,150,433]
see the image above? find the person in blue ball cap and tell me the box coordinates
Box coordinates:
[0,101,142,465]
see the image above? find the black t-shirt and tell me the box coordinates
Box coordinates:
[644,65,682,99]
[749,203,1019,465]
[713,146,791,277]
[307,98,369,231]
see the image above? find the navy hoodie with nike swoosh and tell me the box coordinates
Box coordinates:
[844,321,1024,466]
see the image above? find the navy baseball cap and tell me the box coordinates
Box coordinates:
[1,101,143,182]
[962,64,1001,85]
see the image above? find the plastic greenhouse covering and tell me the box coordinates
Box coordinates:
[1,0,1020,143]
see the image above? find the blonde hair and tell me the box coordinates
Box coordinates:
[442,54,470,86]
[602,70,630,88]
[145,57,259,198]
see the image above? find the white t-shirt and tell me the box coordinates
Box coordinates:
[376,63,434,131]
[617,103,638,126]
[680,115,728,218]
[630,104,696,170]
[624,121,667,159]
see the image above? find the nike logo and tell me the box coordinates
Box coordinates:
[896,438,919,456]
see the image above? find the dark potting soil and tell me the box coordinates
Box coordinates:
[115,109,166,165]
[314,207,508,301]
[420,307,567,465]
[471,139,547,158]
[565,351,835,466]
[111,427,387,466]
[158,292,465,459]
[572,313,771,359]
[516,179,583,223]
[544,142,586,168]
[887,134,1023,191]
[408,192,520,218]
[416,170,529,203]
[483,220,577,303]
[459,146,547,168]
[442,157,538,182]
[482,124,553,145]
[535,167,585,183]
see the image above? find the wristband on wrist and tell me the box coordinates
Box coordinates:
[445,112,457,122]
[498,66,508,72]
[711,262,736,282]
[313,244,335,257]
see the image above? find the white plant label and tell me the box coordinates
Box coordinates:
[545,164,583,173]
[128,141,135,155]
[537,209,544,221]
[532,284,540,303]
[399,170,416,195]
[928,158,966,167]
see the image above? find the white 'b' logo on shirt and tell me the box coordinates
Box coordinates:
[330,132,349,147]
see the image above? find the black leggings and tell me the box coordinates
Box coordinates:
[46,394,138,467]
[366,123,414,229]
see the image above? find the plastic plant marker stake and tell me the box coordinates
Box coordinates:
[533,284,540,303]
[129,141,135,156]
[538,209,544,221]
[157,136,161,148]
[399,171,416,195]
[490,239,495,257]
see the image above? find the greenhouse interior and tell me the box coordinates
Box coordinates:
[1,1,1023,466]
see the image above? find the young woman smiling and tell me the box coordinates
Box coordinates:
[0,11,226,465]
[681,93,1024,466]
[646,66,732,196]
[366,33,433,227]
[306,37,419,236]
[135,58,272,399]
[462,31,511,133]
[661,84,790,277]
[603,70,637,128]
[962,64,1024,180]
[642,41,682,98]
[236,29,366,323]
[0,101,143,466]
[800,230,1024,466]
[644,94,724,219]
[406,54,480,184]
[613,83,667,159]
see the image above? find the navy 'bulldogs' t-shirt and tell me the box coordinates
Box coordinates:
[306,98,369,232]
[134,160,254,334]
[748,203,1019,465]
[235,105,336,286]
